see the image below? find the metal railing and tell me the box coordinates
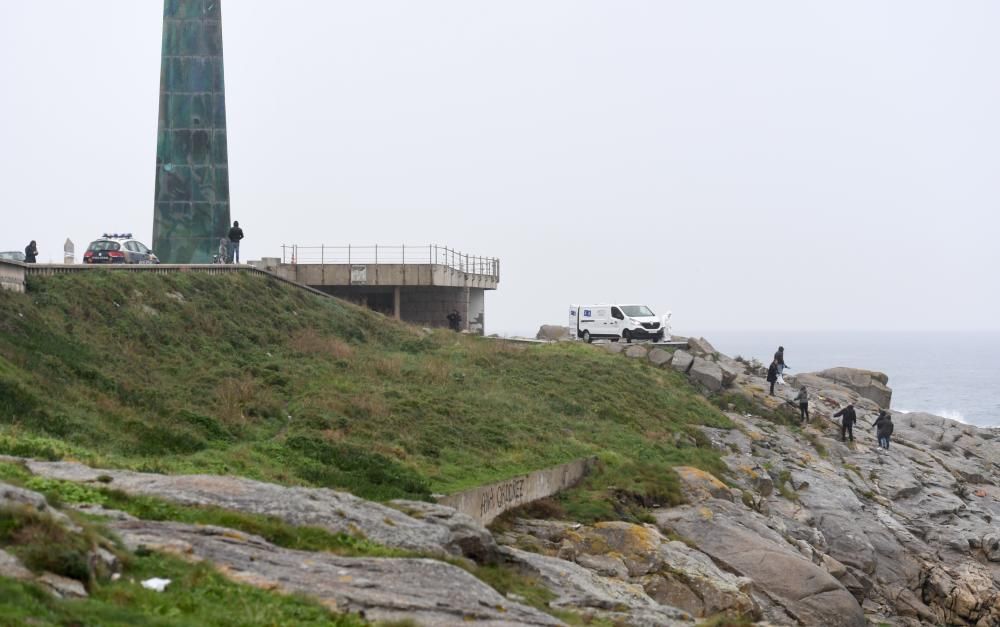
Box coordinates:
[280,244,500,280]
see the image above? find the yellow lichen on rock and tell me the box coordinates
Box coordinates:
[674,466,731,502]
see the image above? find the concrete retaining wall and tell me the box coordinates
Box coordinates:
[18,264,334,300]
[438,457,596,525]
[0,261,25,293]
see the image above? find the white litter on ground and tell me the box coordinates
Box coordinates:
[141,578,172,592]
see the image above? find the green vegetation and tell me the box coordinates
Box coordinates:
[0,273,732,519]
[0,555,365,627]
[803,430,828,458]
[712,392,798,427]
[842,462,864,480]
[0,506,108,583]
[0,469,365,625]
[776,470,798,501]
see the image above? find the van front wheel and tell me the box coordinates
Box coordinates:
[582,330,592,343]
[622,330,632,343]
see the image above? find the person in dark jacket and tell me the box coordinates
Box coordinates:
[227,221,244,264]
[766,360,779,396]
[774,346,789,384]
[24,240,38,264]
[874,410,894,450]
[834,404,857,442]
[796,386,809,422]
[446,309,462,332]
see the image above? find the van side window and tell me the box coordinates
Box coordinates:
[611,307,624,320]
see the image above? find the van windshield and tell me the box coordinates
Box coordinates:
[621,305,655,317]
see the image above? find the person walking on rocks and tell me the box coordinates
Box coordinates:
[796,386,810,422]
[834,403,857,442]
[24,240,38,264]
[774,346,789,385]
[874,410,894,450]
[766,360,779,396]
[227,221,244,264]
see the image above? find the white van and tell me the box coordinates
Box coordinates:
[569,304,671,343]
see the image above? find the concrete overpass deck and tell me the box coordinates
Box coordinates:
[254,245,500,334]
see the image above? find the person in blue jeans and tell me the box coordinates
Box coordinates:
[873,410,894,450]
[227,221,244,264]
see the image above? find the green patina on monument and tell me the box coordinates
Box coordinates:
[152,0,230,264]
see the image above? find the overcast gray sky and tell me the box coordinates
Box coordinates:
[2,1,997,335]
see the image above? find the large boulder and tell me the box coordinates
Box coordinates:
[686,337,717,357]
[812,368,892,408]
[389,500,500,564]
[656,501,866,627]
[605,343,625,355]
[674,466,733,502]
[626,345,649,359]
[36,573,88,599]
[0,549,32,581]
[689,358,724,393]
[716,356,745,386]
[500,546,693,626]
[648,348,673,367]
[536,325,570,341]
[671,351,694,374]
[555,521,759,620]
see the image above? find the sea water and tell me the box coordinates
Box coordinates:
[705,331,1000,428]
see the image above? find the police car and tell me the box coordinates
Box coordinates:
[83,234,160,265]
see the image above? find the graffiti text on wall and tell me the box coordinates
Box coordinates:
[480,477,527,518]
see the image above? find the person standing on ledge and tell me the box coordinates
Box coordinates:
[834,403,857,442]
[766,359,779,396]
[874,410,894,451]
[774,346,789,385]
[227,221,244,264]
[796,386,810,422]
[24,240,38,264]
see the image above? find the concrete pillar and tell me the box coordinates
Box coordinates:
[463,287,471,332]
[393,286,401,320]
[468,288,486,335]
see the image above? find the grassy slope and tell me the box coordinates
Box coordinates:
[0,555,365,627]
[0,273,730,511]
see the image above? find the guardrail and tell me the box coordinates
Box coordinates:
[281,245,500,281]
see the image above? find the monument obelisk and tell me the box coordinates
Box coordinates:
[152,0,231,264]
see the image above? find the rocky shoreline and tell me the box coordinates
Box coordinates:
[2,335,999,626]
